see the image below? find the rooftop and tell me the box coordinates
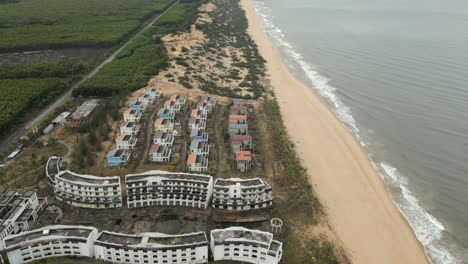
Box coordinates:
[52,112,71,123]
[46,156,61,176]
[4,225,96,248]
[126,170,212,183]
[56,170,120,185]
[96,231,207,248]
[211,227,272,245]
[69,99,101,120]
[215,178,264,187]
[107,149,125,158]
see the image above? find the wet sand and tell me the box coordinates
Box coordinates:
[240,0,431,263]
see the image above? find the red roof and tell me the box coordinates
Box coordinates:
[229,115,247,120]
[120,122,129,127]
[236,150,252,156]
[191,109,198,116]
[230,105,247,111]
[231,140,242,146]
[154,118,164,125]
[164,100,172,107]
[188,118,196,125]
[232,135,252,141]
[196,102,204,108]
[123,108,132,115]
[187,153,197,163]
[149,144,160,153]
[154,131,163,139]
[116,134,125,142]
[170,94,178,101]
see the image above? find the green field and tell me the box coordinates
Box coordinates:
[0,0,173,52]
[73,0,202,97]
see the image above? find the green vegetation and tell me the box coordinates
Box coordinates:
[0,0,174,52]
[0,62,85,79]
[74,0,203,97]
[0,78,66,134]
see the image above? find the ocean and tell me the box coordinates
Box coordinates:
[249,0,468,263]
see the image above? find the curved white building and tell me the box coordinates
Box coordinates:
[3,225,98,264]
[210,227,282,264]
[212,178,273,211]
[94,231,208,264]
[45,156,61,186]
[54,170,122,209]
[125,170,213,209]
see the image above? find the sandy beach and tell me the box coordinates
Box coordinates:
[240,0,431,263]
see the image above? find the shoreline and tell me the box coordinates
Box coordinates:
[239,0,431,263]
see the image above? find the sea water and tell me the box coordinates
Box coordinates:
[250,0,468,263]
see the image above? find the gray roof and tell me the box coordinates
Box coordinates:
[69,99,101,120]
[96,231,207,248]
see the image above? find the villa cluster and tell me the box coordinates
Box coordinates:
[46,158,272,212]
[1,225,282,264]
[228,99,254,172]
[106,87,161,167]
[187,96,217,172]
[150,94,186,163]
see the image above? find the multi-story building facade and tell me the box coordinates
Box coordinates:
[54,170,122,209]
[169,94,186,106]
[231,135,253,152]
[154,118,174,132]
[116,134,137,149]
[232,98,246,106]
[46,156,61,186]
[2,225,98,264]
[212,178,273,211]
[149,144,172,163]
[190,140,210,155]
[146,87,161,99]
[187,153,208,173]
[129,100,147,112]
[229,105,248,115]
[123,109,142,123]
[139,93,155,105]
[190,129,209,142]
[210,227,283,264]
[164,100,182,113]
[191,109,208,120]
[157,108,176,120]
[120,122,140,136]
[228,123,249,137]
[199,96,216,113]
[235,151,253,172]
[0,190,47,245]
[106,149,130,167]
[153,131,174,147]
[188,118,206,131]
[125,170,213,209]
[94,231,209,264]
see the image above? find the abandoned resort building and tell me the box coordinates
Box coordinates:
[235,151,253,172]
[125,170,213,209]
[106,149,130,167]
[212,178,273,211]
[93,231,209,264]
[0,190,46,245]
[53,170,122,209]
[153,131,174,147]
[149,144,172,163]
[157,108,176,120]
[2,225,99,264]
[188,118,207,131]
[45,156,61,186]
[123,109,142,123]
[129,99,148,112]
[154,118,174,133]
[190,140,210,156]
[120,122,140,136]
[210,227,283,264]
[187,153,209,173]
[65,99,101,128]
[115,134,137,150]
[191,129,209,142]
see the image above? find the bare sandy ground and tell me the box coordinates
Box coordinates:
[240,0,431,263]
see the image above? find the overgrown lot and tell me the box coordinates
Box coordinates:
[0,0,173,52]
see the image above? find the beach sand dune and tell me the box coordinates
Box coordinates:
[240,0,431,263]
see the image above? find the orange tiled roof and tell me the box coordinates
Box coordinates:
[187,153,197,163]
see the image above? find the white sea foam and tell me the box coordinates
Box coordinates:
[250,1,461,263]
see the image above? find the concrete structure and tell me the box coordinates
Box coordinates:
[66,99,101,128]
[191,109,207,120]
[169,94,186,106]
[187,153,209,173]
[188,118,206,131]
[212,178,272,211]
[94,231,209,264]
[229,105,248,116]
[231,135,253,152]
[120,122,140,136]
[123,109,142,123]
[0,190,46,245]
[46,156,61,186]
[157,108,176,120]
[2,225,98,264]
[164,99,182,113]
[149,144,172,163]
[125,170,213,209]
[153,131,174,147]
[116,134,137,149]
[210,227,282,264]
[106,149,130,167]
[200,96,217,112]
[129,100,147,112]
[232,98,246,106]
[154,118,174,133]
[229,115,248,124]
[235,151,253,172]
[190,140,210,155]
[190,129,209,142]
[54,170,122,209]
[139,93,155,105]
[146,88,161,99]
[228,123,249,136]
[52,112,70,126]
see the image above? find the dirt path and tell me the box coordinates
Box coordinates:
[57,140,74,162]
[214,105,228,178]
